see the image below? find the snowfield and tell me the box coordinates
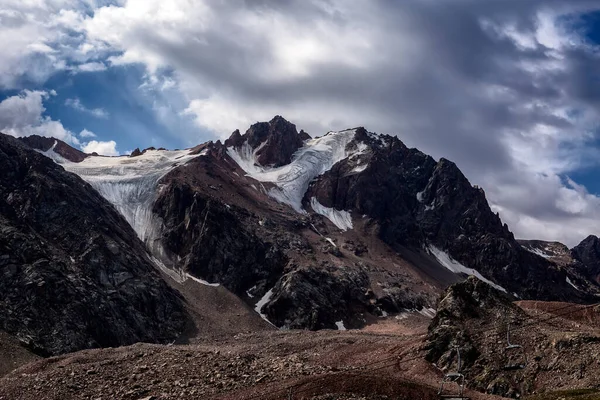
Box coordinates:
[227,129,364,213]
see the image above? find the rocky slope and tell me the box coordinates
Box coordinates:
[305,128,591,301]
[0,132,188,356]
[18,135,88,162]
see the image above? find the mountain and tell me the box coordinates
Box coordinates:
[0,133,188,356]
[8,116,600,399]
[17,116,600,334]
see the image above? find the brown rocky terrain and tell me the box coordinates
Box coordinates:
[0,313,502,400]
[4,277,600,399]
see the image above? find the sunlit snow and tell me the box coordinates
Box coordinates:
[255,288,275,325]
[34,140,69,163]
[310,197,353,231]
[428,245,507,293]
[227,129,362,212]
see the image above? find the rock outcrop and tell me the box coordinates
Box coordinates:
[0,133,188,356]
[425,276,600,398]
[18,135,88,162]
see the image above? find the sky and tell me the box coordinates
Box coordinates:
[2,0,600,246]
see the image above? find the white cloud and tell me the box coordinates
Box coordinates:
[65,98,109,118]
[0,89,79,145]
[73,62,107,72]
[81,140,119,156]
[79,128,97,138]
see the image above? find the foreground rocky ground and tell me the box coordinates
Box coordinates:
[0,314,501,400]
[3,278,600,399]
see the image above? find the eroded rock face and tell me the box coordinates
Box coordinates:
[264,265,371,330]
[18,135,88,162]
[0,133,187,356]
[225,115,309,167]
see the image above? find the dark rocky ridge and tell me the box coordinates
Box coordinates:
[305,127,593,301]
[0,132,188,356]
[224,115,309,167]
[18,135,88,162]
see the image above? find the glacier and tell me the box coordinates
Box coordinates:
[55,148,201,256]
[227,129,365,212]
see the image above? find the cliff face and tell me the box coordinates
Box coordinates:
[0,133,188,356]
[572,235,600,284]
[224,115,308,167]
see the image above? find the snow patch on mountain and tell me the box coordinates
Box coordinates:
[255,288,275,326]
[566,277,579,291]
[428,246,507,293]
[185,273,220,287]
[522,246,553,259]
[310,197,353,231]
[227,129,361,212]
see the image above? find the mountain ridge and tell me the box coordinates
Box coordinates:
[13,116,600,334]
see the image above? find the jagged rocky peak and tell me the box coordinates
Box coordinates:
[225,115,310,167]
[572,235,600,283]
[17,135,88,163]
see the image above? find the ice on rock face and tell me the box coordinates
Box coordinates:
[58,149,201,249]
[227,129,361,212]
